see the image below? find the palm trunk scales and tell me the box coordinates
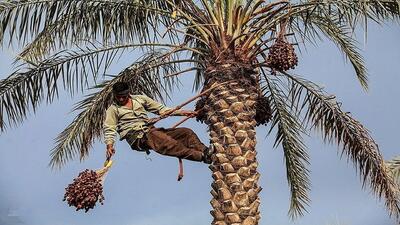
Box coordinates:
[202,66,261,225]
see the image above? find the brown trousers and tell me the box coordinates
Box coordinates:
[127,127,206,162]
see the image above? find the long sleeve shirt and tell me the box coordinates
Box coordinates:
[103,95,172,145]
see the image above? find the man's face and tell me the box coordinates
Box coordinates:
[115,94,129,105]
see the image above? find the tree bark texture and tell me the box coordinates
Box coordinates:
[202,65,261,225]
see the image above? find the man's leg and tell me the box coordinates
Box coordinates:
[163,127,208,153]
[144,127,204,162]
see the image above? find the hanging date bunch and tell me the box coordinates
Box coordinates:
[63,161,113,212]
[194,96,207,123]
[63,169,105,212]
[255,94,272,126]
[267,21,298,75]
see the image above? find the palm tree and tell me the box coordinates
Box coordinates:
[1,0,400,224]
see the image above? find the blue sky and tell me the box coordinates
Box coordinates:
[0,22,399,225]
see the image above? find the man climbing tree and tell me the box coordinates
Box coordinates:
[1,1,400,224]
[104,82,212,164]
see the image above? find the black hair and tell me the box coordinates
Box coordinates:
[112,82,130,95]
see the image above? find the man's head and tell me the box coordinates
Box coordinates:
[112,82,130,105]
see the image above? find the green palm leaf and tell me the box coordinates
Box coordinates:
[49,50,183,169]
[387,156,400,184]
[294,0,400,27]
[0,0,175,59]
[283,71,400,218]
[290,11,368,89]
[262,71,311,219]
[0,42,194,131]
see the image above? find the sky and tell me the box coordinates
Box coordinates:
[0,22,399,225]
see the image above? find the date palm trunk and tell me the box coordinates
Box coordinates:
[202,64,261,225]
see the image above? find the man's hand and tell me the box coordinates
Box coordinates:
[106,144,115,160]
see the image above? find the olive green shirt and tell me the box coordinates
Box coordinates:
[103,95,172,145]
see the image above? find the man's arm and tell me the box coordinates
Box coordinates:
[103,106,118,159]
[168,109,197,117]
[139,95,197,117]
[139,95,173,115]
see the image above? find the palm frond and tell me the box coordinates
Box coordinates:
[282,71,400,219]
[291,10,368,90]
[0,42,194,131]
[293,0,400,28]
[262,70,311,219]
[186,36,208,92]
[387,156,400,184]
[0,0,176,59]
[289,11,368,89]
[49,51,182,169]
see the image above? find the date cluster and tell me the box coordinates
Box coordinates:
[63,169,105,212]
